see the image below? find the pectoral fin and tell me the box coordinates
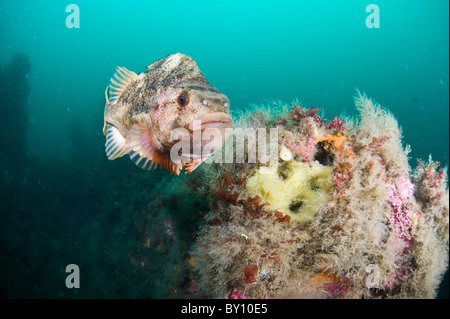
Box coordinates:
[105,124,127,160]
[125,124,182,175]
[183,157,208,174]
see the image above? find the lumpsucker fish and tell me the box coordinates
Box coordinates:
[103,53,233,175]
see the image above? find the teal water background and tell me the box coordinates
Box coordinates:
[0,0,448,298]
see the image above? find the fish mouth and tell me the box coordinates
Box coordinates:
[188,112,233,132]
[187,112,233,157]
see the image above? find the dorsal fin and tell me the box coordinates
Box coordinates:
[105,66,138,104]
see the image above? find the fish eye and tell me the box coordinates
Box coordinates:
[177,93,189,107]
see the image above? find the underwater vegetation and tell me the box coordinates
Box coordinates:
[186,93,449,299]
[0,52,447,298]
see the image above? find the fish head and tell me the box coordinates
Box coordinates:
[149,81,233,158]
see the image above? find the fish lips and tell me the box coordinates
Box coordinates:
[187,112,233,155]
[188,112,233,132]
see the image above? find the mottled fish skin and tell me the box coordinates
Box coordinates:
[103,53,232,174]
